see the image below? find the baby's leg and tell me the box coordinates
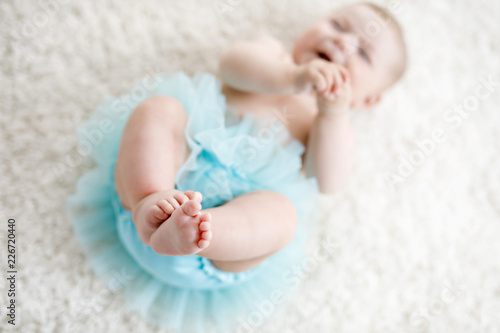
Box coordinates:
[198,190,298,272]
[115,96,298,270]
[115,96,189,209]
[115,96,211,254]
[148,189,298,272]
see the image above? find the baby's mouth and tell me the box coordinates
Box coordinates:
[317,52,332,62]
[316,41,345,64]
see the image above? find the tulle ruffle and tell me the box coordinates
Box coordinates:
[67,71,319,332]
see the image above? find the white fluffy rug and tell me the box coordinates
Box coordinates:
[1,0,499,332]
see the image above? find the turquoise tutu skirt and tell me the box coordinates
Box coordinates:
[67,72,319,332]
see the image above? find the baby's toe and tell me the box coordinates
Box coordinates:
[184,190,203,203]
[181,200,201,217]
[199,221,210,232]
[173,192,189,205]
[167,197,181,209]
[157,199,174,215]
[200,230,212,241]
[198,239,210,249]
[199,212,212,223]
[151,205,168,222]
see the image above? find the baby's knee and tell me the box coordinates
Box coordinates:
[134,96,187,123]
[277,193,298,224]
[272,192,298,247]
[258,190,298,231]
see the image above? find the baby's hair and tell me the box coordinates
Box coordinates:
[362,2,407,86]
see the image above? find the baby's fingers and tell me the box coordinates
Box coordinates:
[309,68,327,92]
[337,66,350,85]
[315,65,333,94]
[329,67,344,94]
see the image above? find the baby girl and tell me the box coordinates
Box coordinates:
[114,1,406,269]
[68,2,406,331]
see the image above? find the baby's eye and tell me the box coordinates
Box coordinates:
[331,20,343,31]
[358,48,370,63]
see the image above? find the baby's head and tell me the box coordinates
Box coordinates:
[293,2,407,109]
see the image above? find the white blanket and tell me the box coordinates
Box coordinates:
[1,0,499,332]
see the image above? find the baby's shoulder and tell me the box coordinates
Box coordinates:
[250,35,293,62]
[251,35,283,49]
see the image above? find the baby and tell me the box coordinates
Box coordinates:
[112,2,407,274]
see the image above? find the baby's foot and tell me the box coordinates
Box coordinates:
[133,189,190,231]
[132,189,204,247]
[150,192,212,256]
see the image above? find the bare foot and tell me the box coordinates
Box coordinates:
[150,192,212,256]
[133,189,212,255]
[132,189,190,245]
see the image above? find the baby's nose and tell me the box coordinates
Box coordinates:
[335,33,360,58]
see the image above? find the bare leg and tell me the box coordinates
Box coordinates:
[115,96,212,254]
[211,253,277,273]
[115,96,297,271]
[199,190,297,261]
[115,96,189,210]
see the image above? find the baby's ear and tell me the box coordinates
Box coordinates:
[352,94,381,109]
[364,94,381,108]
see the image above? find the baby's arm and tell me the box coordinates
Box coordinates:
[303,62,355,193]
[221,36,355,193]
[219,36,298,94]
[305,107,355,193]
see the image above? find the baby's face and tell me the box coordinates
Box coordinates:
[292,3,405,108]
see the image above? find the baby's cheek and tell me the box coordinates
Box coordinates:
[304,25,327,45]
[346,65,363,96]
[350,65,374,97]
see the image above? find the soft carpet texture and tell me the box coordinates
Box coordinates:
[0,0,499,332]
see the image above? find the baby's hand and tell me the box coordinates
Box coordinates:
[295,59,352,115]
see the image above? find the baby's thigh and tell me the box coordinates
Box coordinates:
[134,96,190,147]
[133,96,188,133]
[116,96,191,200]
